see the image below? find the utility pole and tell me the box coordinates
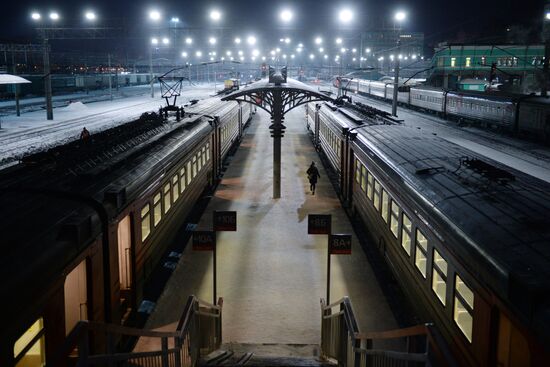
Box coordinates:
[43,36,53,120]
[11,51,20,116]
[108,53,113,101]
[150,47,155,98]
[392,39,401,117]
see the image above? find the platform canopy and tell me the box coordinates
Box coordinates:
[222,78,333,115]
[0,74,31,85]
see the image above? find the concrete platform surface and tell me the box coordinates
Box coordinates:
[139,107,397,346]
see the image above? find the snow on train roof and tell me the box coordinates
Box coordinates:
[0,74,31,85]
[353,126,550,290]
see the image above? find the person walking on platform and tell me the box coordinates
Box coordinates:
[80,127,90,142]
[307,161,321,195]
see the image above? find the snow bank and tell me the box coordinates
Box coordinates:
[63,101,88,112]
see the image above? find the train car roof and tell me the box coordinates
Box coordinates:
[352,125,550,336]
[0,74,31,84]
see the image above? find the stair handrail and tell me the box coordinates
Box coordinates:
[320,296,458,367]
[48,295,223,367]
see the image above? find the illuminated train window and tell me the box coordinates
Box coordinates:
[179,168,186,194]
[367,173,374,200]
[172,176,179,203]
[14,318,46,367]
[454,275,474,342]
[206,143,211,161]
[401,213,412,255]
[360,165,367,192]
[415,229,428,278]
[153,192,162,226]
[390,200,400,237]
[373,180,381,210]
[163,183,171,214]
[355,160,361,184]
[141,204,151,241]
[432,249,448,306]
[381,189,389,223]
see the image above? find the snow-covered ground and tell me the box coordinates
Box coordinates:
[317,84,550,183]
[0,83,219,168]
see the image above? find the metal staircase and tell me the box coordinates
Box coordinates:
[50,295,456,367]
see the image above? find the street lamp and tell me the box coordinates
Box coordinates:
[185,37,193,45]
[149,10,161,21]
[209,37,217,45]
[171,17,179,23]
[210,9,221,22]
[392,10,407,117]
[49,12,60,21]
[280,9,293,23]
[338,8,353,23]
[335,37,343,45]
[84,11,96,21]
[162,37,170,45]
[315,37,323,45]
[247,35,257,45]
[235,37,241,44]
[181,51,188,58]
[31,12,41,20]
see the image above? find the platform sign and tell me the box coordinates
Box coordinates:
[193,231,216,251]
[329,234,352,255]
[213,211,237,231]
[308,214,332,235]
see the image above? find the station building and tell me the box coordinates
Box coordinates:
[428,44,545,93]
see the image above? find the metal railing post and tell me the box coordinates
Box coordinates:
[161,337,169,367]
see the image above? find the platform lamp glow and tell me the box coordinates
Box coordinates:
[280,9,293,23]
[392,10,407,117]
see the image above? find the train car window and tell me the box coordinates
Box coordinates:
[360,166,367,192]
[153,192,162,226]
[373,180,381,209]
[355,160,361,184]
[454,274,474,342]
[13,317,46,367]
[163,183,171,214]
[415,229,428,278]
[141,204,151,241]
[192,156,198,178]
[206,143,211,161]
[202,147,207,166]
[432,249,448,306]
[390,200,400,237]
[187,161,192,184]
[367,173,374,200]
[401,213,412,255]
[381,189,389,222]
[180,168,186,193]
[172,176,179,203]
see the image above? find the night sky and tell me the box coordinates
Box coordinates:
[0,0,545,47]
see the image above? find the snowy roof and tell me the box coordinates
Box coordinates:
[0,74,31,85]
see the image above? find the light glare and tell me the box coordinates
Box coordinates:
[210,9,221,21]
[339,8,353,23]
[49,12,60,20]
[149,10,161,21]
[395,11,406,22]
[31,12,41,20]
[280,9,293,23]
[85,11,96,21]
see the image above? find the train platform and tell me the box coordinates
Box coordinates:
[136,106,398,347]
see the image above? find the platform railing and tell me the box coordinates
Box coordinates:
[48,295,223,367]
[320,297,457,367]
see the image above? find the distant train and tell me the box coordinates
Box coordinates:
[306,100,550,366]
[0,98,253,366]
[336,77,550,142]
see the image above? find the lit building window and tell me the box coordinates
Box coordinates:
[465,57,471,67]
[454,274,474,342]
[432,249,448,306]
[14,318,46,367]
[451,57,456,68]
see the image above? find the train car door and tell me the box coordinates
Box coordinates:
[495,311,531,366]
[64,258,89,335]
[117,215,133,311]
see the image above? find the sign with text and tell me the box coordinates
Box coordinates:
[193,231,216,251]
[213,211,237,231]
[308,214,332,235]
[329,234,352,255]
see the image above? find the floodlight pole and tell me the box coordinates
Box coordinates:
[392,30,401,117]
[108,53,113,101]
[150,47,155,98]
